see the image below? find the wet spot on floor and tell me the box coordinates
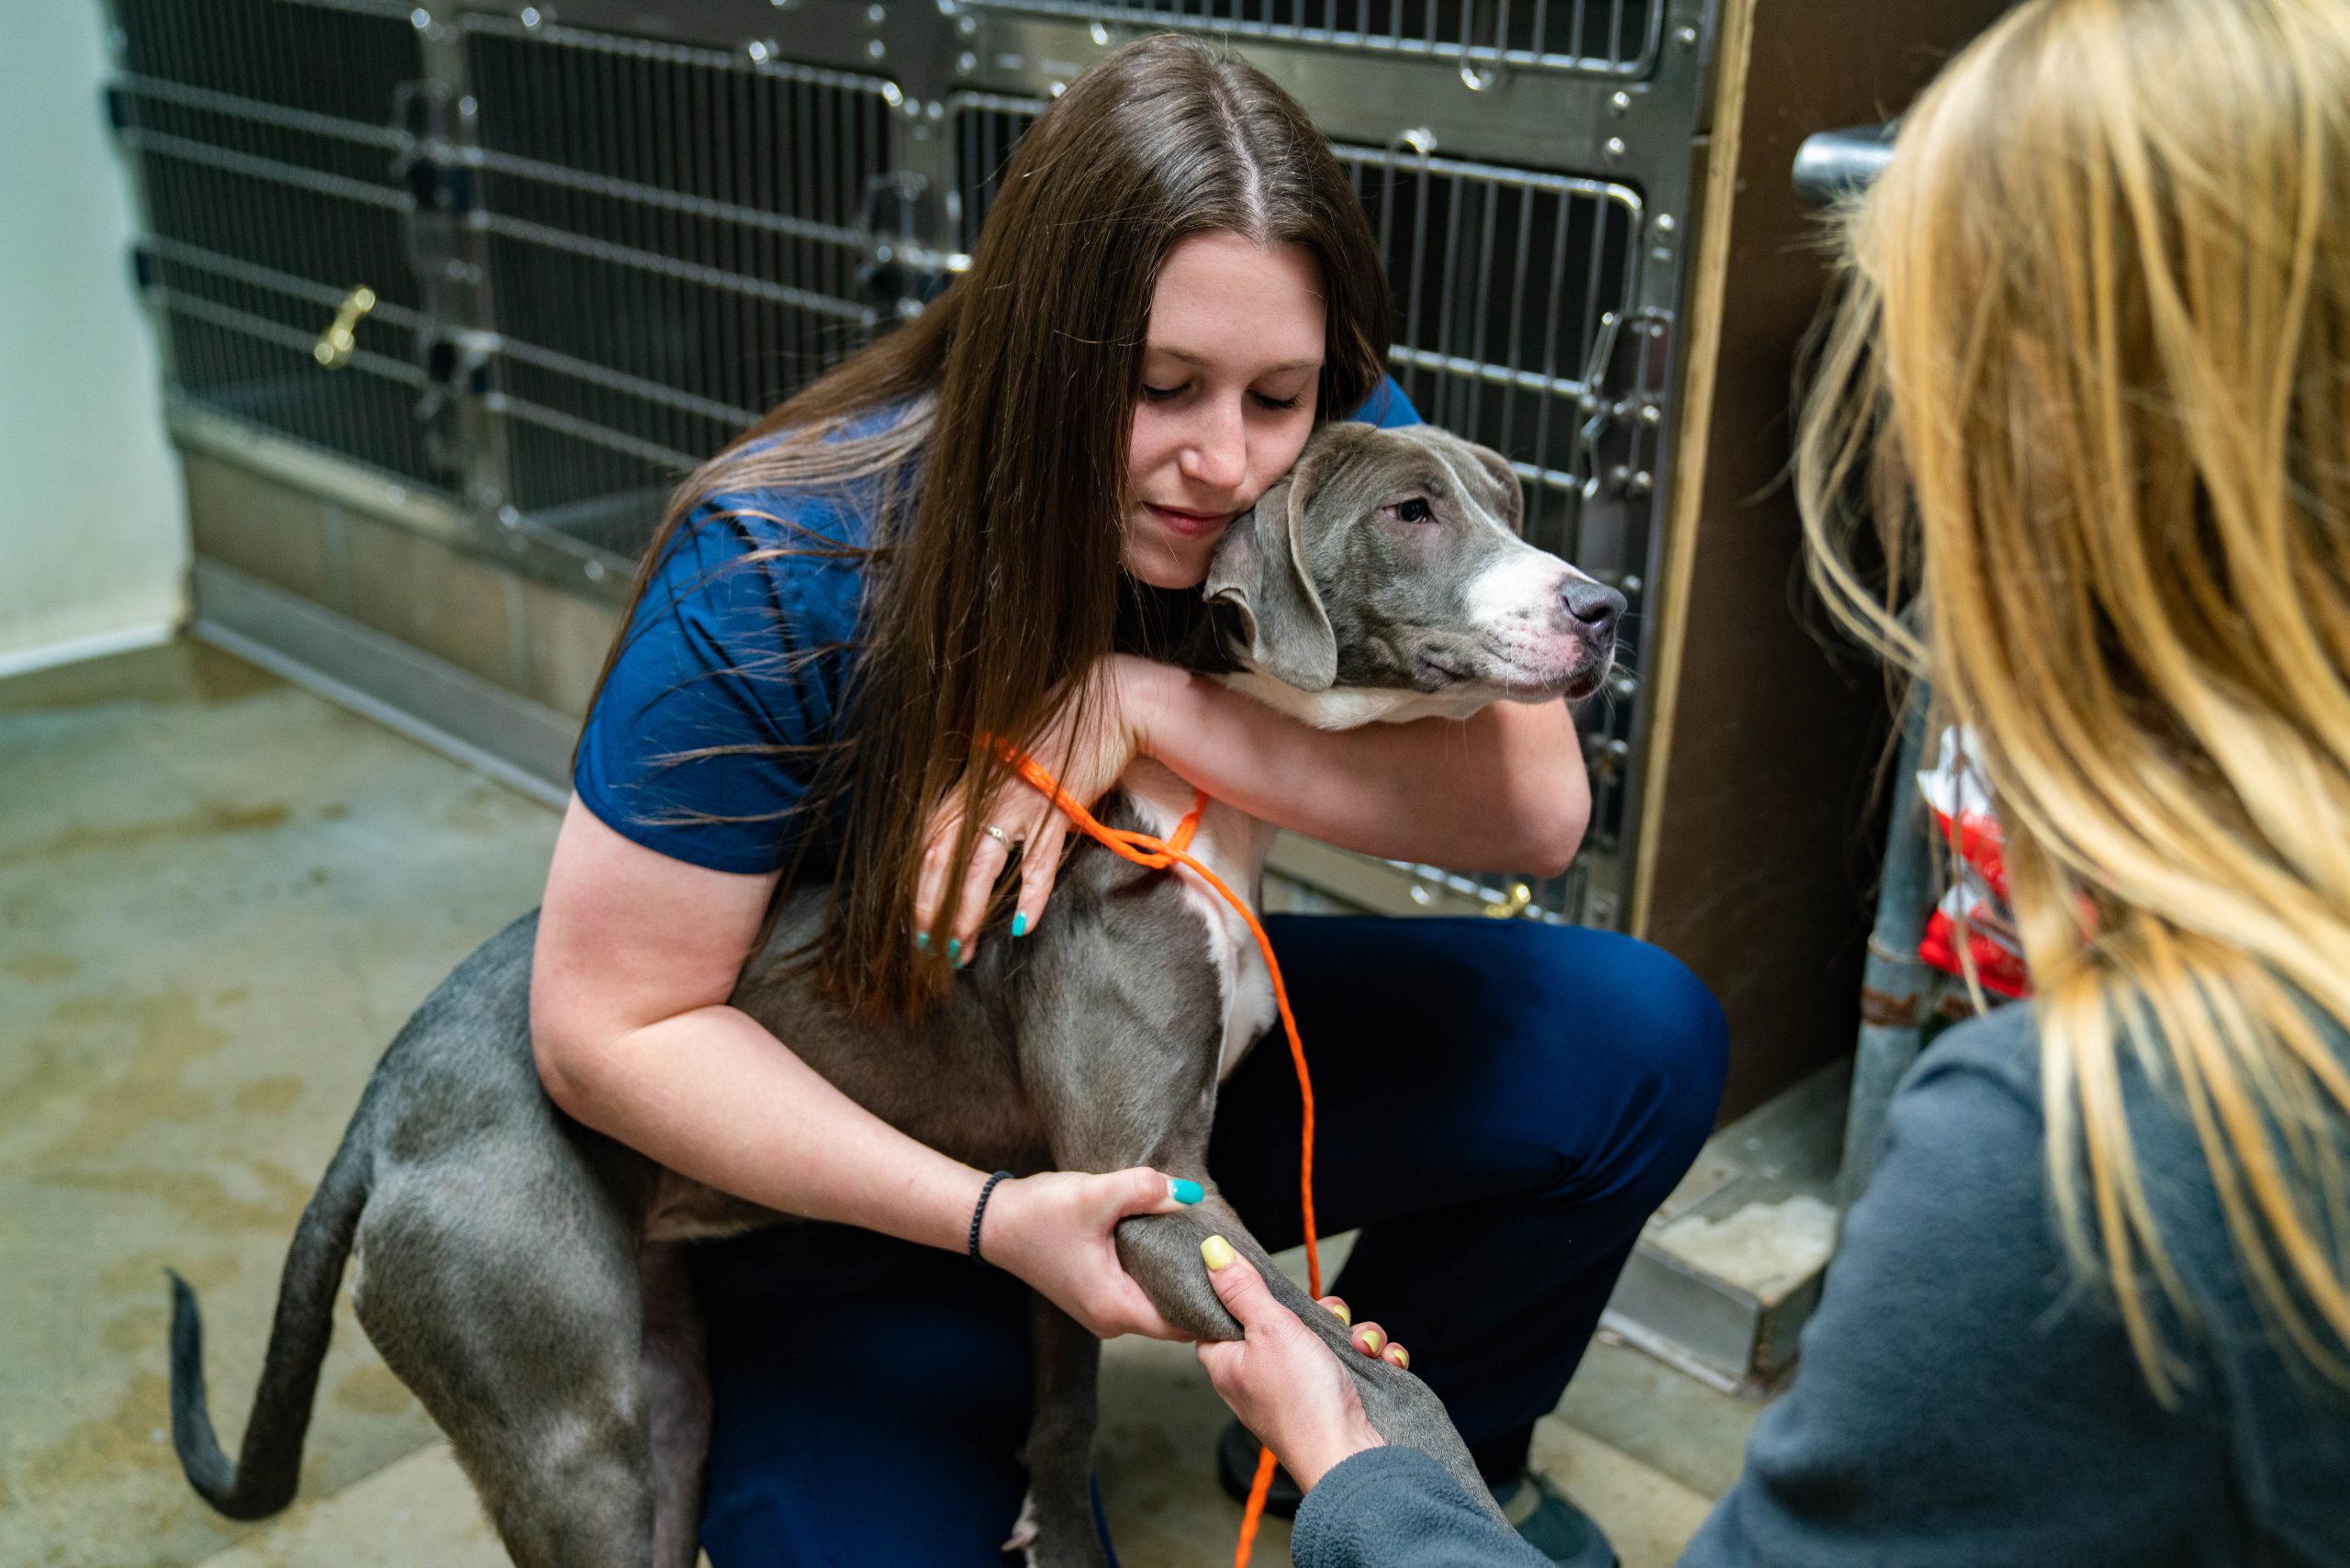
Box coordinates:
[19,1369,175,1488]
[101,1306,165,1354]
[4,951,78,983]
[42,1161,313,1235]
[234,1077,304,1115]
[212,985,251,1008]
[0,641,275,715]
[437,782,529,835]
[96,1249,241,1298]
[333,1362,414,1417]
[319,802,351,821]
[35,992,233,1163]
[0,801,294,870]
[0,1038,87,1142]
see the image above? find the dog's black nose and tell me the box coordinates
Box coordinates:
[1561,579,1626,639]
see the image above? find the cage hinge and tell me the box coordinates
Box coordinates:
[1572,306,1673,511]
[855,172,958,318]
[397,145,476,218]
[414,329,494,418]
[392,80,475,218]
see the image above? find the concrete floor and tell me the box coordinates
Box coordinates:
[0,638,1765,1568]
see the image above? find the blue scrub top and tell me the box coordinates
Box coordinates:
[574,377,1422,875]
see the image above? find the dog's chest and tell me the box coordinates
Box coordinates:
[1117,760,1280,1081]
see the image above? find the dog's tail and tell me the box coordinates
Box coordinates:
[168,1128,370,1519]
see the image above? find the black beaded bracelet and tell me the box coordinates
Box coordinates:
[968,1170,1013,1263]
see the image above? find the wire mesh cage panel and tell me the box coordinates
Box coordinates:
[948,97,1640,564]
[113,0,444,489]
[958,0,1662,76]
[462,19,904,549]
[1351,140,1648,921]
[1347,146,1641,563]
[950,94,1040,257]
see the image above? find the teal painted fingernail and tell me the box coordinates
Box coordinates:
[1170,1178,1204,1205]
[947,938,962,962]
[915,932,931,954]
[1012,912,1029,938]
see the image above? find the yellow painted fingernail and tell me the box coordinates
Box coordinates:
[1326,1301,1352,1327]
[1386,1345,1410,1370]
[1200,1235,1237,1271]
[1359,1327,1385,1354]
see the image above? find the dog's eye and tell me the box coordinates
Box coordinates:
[1384,498,1434,524]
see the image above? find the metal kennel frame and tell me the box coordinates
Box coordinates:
[957,0,1667,79]
[106,0,1712,930]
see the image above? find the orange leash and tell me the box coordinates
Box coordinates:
[989,743,1315,1568]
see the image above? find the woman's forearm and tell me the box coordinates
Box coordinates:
[1128,662,1592,875]
[547,1002,986,1250]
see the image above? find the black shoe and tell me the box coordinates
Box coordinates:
[1214,1419,1617,1567]
[1493,1468,1617,1568]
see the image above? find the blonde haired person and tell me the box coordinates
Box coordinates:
[1693,0,2350,1559]
[1191,2,2350,1564]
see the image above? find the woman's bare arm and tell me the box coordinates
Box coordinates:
[1125,658,1591,877]
[531,796,990,1249]
[529,795,1198,1336]
[915,655,1590,947]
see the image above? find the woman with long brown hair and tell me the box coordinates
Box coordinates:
[529,34,1724,1565]
[1681,0,2350,1561]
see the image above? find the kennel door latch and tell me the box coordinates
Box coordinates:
[1481,881,1539,920]
[313,286,377,370]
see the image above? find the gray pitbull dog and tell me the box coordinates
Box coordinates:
[163,420,1623,1567]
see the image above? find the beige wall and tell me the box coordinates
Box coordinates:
[0,3,185,678]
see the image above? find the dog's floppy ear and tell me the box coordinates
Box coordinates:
[1203,442,1341,692]
[1466,440,1525,537]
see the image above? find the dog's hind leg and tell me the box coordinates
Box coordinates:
[353,1177,658,1567]
[640,1240,711,1568]
[1009,1294,1108,1568]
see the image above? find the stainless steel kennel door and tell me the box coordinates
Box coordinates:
[106,0,1712,930]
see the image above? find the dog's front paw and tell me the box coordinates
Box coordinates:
[1002,1488,1041,1557]
[1006,1481,1113,1568]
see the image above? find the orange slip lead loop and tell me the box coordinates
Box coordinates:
[986,741,1315,1568]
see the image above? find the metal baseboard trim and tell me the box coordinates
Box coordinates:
[190,557,573,812]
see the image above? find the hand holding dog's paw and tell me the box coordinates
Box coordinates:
[1193,1242,1392,1492]
[976,1166,1202,1340]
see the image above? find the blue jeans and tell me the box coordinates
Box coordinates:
[690,915,1728,1565]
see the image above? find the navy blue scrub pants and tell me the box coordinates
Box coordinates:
[690,914,1728,1565]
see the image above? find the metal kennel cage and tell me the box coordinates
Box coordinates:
[956,0,1670,78]
[106,0,1708,929]
[109,0,446,490]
